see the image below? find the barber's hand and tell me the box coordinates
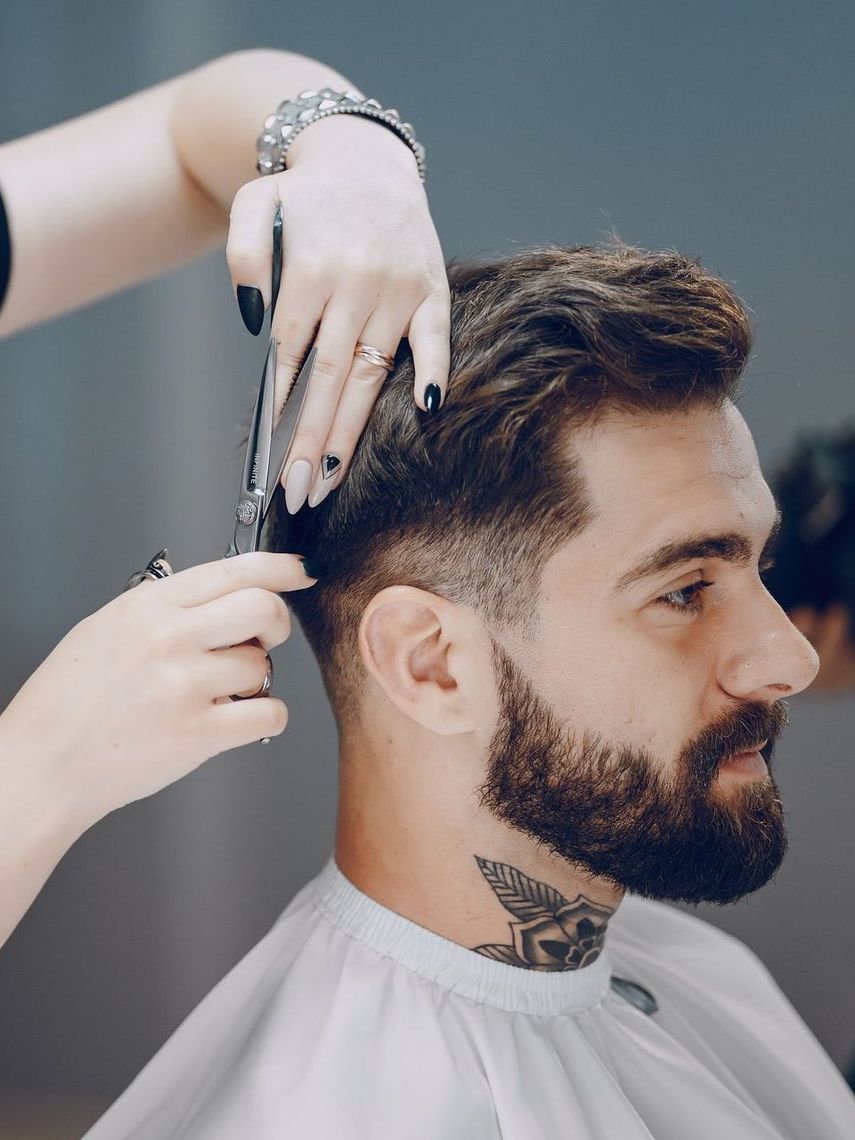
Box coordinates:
[789,603,855,694]
[0,552,315,830]
[226,116,450,513]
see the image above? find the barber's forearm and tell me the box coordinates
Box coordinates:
[0,71,225,335]
[0,72,224,336]
[0,48,372,337]
[0,733,89,950]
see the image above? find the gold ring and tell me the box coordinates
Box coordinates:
[354,343,395,371]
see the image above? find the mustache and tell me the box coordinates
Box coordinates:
[687,699,790,782]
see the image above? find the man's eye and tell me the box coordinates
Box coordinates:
[656,559,776,616]
[656,580,713,615]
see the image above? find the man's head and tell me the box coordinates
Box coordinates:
[269,245,818,906]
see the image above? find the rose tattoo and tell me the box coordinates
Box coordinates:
[472,856,613,971]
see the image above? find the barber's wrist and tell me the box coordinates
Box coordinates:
[285,113,422,181]
[0,722,95,845]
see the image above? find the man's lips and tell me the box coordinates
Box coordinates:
[718,739,770,778]
[728,738,769,760]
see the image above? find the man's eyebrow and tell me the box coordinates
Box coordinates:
[613,507,782,594]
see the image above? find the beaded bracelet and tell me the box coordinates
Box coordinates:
[256,87,426,182]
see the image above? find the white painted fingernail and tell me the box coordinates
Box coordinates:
[308,479,336,508]
[284,459,313,514]
[308,481,332,509]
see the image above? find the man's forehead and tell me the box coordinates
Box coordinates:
[573,403,759,499]
[558,404,776,581]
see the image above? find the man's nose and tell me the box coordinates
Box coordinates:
[717,582,820,702]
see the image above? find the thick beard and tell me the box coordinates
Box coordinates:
[480,643,789,905]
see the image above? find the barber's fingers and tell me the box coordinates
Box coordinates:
[189,588,291,652]
[198,642,272,701]
[305,304,409,509]
[278,294,376,512]
[269,265,330,420]
[154,552,315,609]
[407,287,451,411]
[209,696,290,752]
[226,179,281,333]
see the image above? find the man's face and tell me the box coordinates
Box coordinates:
[482,402,819,905]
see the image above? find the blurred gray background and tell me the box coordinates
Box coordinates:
[1,0,853,1120]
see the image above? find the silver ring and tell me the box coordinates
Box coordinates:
[230,652,274,702]
[354,342,395,371]
[124,549,174,592]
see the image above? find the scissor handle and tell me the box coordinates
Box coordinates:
[123,548,174,591]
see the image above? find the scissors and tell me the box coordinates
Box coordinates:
[226,204,316,560]
[125,205,315,720]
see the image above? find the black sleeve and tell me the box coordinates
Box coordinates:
[0,187,11,314]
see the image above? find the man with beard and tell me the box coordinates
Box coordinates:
[84,247,855,1140]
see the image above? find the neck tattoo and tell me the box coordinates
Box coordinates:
[471,856,614,971]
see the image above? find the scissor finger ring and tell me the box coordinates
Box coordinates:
[124,549,174,592]
[229,652,274,703]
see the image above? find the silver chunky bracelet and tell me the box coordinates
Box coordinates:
[256,88,426,182]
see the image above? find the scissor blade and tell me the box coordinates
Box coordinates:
[264,346,317,508]
[226,205,287,560]
[227,338,277,558]
[241,337,277,498]
[271,206,283,321]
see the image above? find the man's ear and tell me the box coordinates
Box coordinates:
[359,585,489,735]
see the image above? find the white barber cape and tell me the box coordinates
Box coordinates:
[85,859,855,1139]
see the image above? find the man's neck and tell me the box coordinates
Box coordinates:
[335,734,623,972]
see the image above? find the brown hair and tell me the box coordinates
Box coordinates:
[267,245,752,724]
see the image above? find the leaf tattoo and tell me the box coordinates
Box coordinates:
[474,944,529,968]
[474,856,568,922]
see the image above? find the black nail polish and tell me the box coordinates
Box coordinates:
[301,557,322,580]
[237,285,265,336]
[424,383,442,413]
[322,454,342,479]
